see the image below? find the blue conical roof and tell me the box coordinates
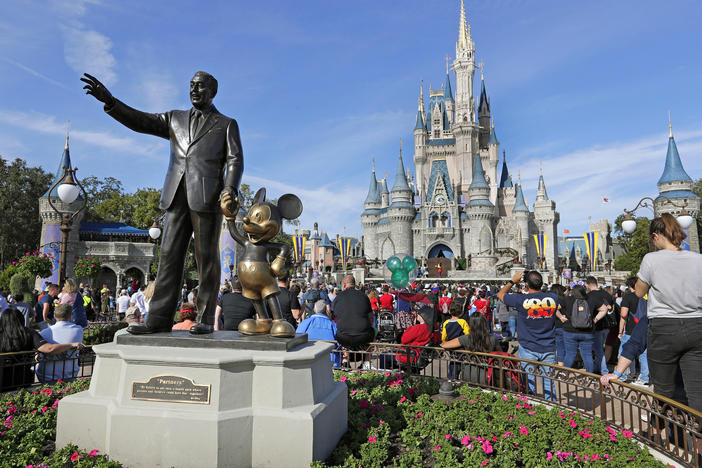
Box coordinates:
[380,178,389,194]
[478,78,490,115]
[392,152,411,192]
[364,168,381,204]
[319,232,334,247]
[499,154,511,188]
[513,184,528,212]
[414,109,425,130]
[488,125,498,144]
[443,73,453,100]
[538,174,549,199]
[469,153,489,189]
[658,136,692,184]
[42,138,83,199]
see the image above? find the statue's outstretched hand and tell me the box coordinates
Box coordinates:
[220,191,239,221]
[80,73,114,106]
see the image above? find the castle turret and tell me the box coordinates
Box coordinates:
[380,177,390,208]
[443,63,454,125]
[361,159,382,259]
[533,168,560,269]
[414,83,428,194]
[497,151,515,216]
[466,152,494,253]
[453,0,475,124]
[389,144,415,255]
[511,179,530,263]
[477,69,491,149]
[655,118,700,252]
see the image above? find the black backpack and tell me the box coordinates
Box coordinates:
[570,298,592,329]
[303,288,321,318]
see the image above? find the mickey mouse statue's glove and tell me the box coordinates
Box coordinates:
[271,255,287,278]
[220,191,239,221]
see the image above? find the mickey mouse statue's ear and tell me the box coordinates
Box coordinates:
[277,194,303,220]
[253,188,266,205]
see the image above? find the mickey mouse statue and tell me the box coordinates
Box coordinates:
[221,188,302,338]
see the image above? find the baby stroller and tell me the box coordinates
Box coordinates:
[376,309,396,343]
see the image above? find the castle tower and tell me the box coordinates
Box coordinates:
[389,144,416,255]
[477,70,491,149]
[655,119,700,252]
[466,151,495,253]
[512,180,530,263]
[452,0,479,195]
[486,117,500,204]
[443,63,455,125]
[533,167,560,269]
[380,177,390,209]
[38,132,85,289]
[413,82,428,197]
[497,151,516,216]
[361,159,382,260]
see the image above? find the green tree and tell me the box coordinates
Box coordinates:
[0,158,52,268]
[82,176,126,223]
[127,187,162,229]
[613,214,651,274]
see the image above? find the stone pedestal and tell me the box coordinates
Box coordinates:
[56,331,347,468]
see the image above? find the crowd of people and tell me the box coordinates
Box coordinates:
[0,214,699,417]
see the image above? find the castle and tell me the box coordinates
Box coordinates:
[361,1,559,277]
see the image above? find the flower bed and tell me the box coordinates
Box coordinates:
[0,379,121,468]
[314,371,669,468]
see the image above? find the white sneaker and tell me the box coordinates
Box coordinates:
[632,379,649,387]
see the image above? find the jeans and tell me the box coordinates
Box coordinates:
[593,329,610,375]
[618,333,649,382]
[647,317,702,413]
[518,346,557,401]
[508,315,517,339]
[562,331,596,373]
[554,328,566,363]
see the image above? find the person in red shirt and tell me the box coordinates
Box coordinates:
[473,290,490,324]
[379,285,394,311]
[396,305,439,364]
[367,289,379,312]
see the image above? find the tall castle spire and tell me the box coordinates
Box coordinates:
[658,115,692,185]
[458,0,470,50]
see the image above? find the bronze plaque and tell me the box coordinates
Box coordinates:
[131,375,211,405]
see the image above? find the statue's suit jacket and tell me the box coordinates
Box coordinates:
[103,99,243,327]
[105,99,243,212]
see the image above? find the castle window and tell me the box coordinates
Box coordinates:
[434,130,440,138]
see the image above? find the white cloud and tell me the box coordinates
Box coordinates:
[0,56,70,90]
[140,72,179,111]
[62,26,117,86]
[0,109,166,159]
[517,128,702,234]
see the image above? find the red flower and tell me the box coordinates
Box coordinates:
[70,452,80,462]
[368,436,376,444]
[519,425,529,435]
[89,449,99,457]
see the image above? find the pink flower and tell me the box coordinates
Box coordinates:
[384,372,391,377]
[519,426,529,435]
[481,440,493,454]
[70,452,80,462]
[610,434,618,442]
[461,435,471,445]
[359,400,368,408]
[433,444,440,451]
[502,394,508,401]
[445,434,451,439]
[527,411,536,415]
[41,406,48,414]
[568,419,577,428]
[57,379,63,383]
[399,396,406,403]
[415,412,423,418]
[89,450,99,457]
[481,460,488,466]
[40,388,53,396]
[622,430,633,438]
[340,376,347,382]
[547,452,553,460]
[503,431,513,438]
[350,390,357,396]
[368,436,377,444]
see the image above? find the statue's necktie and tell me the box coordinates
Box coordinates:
[191,110,203,138]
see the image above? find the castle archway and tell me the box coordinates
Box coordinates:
[426,243,453,277]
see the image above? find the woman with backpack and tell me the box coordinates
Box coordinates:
[557,285,609,374]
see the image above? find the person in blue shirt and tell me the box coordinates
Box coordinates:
[297,300,340,366]
[36,303,84,383]
[497,270,558,401]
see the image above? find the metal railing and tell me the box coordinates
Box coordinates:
[329,342,702,468]
[0,347,96,392]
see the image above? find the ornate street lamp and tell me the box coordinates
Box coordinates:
[621,195,694,234]
[46,166,87,285]
[149,213,166,240]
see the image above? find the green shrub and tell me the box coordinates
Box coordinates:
[0,379,121,468]
[83,322,128,346]
[318,371,667,468]
[9,273,31,299]
[0,265,18,291]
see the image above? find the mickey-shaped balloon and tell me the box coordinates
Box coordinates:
[221,188,303,337]
[384,254,418,289]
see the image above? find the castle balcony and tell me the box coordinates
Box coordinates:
[425,227,455,237]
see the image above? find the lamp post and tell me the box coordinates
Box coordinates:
[621,195,694,234]
[46,167,87,286]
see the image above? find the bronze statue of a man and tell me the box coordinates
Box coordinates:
[81,71,243,335]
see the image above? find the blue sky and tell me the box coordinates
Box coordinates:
[1,0,701,240]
